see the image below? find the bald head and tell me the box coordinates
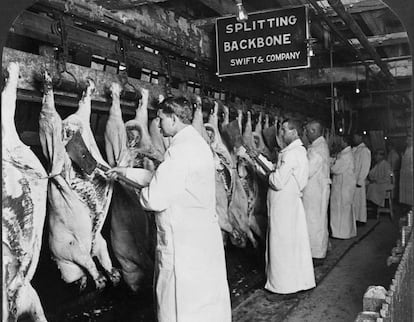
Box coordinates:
[305,120,323,143]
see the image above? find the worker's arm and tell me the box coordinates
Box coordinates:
[140,148,186,212]
[268,153,294,191]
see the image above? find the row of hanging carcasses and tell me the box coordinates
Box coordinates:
[2,61,279,322]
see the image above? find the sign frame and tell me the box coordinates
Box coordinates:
[215,5,311,77]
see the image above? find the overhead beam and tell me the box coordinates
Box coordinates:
[197,0,237,15]
[11,10,218,84]
[2,47,167,108]
[93,0,167,10]
[323,0,387,15]
[36,0,213,60]
[281,58,412,87]
[197,0,255,16]
[326,0,395,83]
[335,31,409,48]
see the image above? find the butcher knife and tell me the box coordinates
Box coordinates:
[65,131,145,189]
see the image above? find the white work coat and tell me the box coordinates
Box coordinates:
[399,145,413,206]
[352,143,371,223]
[265,139,315,294]
[367,160,393,207]
[302,136,331,258]
[139,126,231,322]
[330,146,357,239]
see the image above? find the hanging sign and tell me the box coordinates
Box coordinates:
[215,6,310,77]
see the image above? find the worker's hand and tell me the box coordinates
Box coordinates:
[246,148,259,160]
[143,157,155,172]
[105,167,127,181]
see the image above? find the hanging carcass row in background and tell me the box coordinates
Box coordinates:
[38,72,120,291]
[2,62,48,322]
[202,98,272,248]
[105,85,162,292]
[236,110,267,243]
[204,101,247,246]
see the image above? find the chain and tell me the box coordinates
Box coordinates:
[118,37,138,99]
[161,53,172,96]
[53,15,77,89]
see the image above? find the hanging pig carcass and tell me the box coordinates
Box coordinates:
[204,102,247,246]
[209,104,256,248]
[39,74,120,291]
[2,62,48,322]
[237,111,268,242]
[106,87,161,292]
[104,82,128,168]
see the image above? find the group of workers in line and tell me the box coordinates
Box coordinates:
[106,96,413,322]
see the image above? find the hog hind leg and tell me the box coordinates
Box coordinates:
[55,239,106,291]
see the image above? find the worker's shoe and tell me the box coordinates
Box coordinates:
[263,289,298,301]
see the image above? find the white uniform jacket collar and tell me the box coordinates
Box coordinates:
[339,146,352,156]
[310,136,326,148]
[170,125,194,145]
[281,138,304,153]
[354,142,367,150]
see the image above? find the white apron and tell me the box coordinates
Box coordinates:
[366,160,393,207]
[399,145,413,206]
[302,136,331,258]
[330,147,357,239]
[265,139,315,294]
[140,126,231,322]
[352,143,371,223]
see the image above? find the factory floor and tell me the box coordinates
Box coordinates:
[32,204,404,322]
[283,213,401,322]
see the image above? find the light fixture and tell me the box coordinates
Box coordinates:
[306,37,317,57]
[355,65,360,94]
[339,127,343,133]
[236,0,248,22]
[309,46,315,57]
[384,136,388,140]
[363,130,367,135]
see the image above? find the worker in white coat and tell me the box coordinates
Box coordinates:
[366,149,393,207]
[303,120,331,262]
[399,134,413,207]
[386,141,401,200]
[107,97,231,322]
[352,132,371,223]
[330,135,357,239]
[263,119,315,295]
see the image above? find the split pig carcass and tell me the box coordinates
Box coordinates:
[39,74,120,291]
[237,111,268,242]
[206,103,256,248]
[2,62,48,322]
[204,102,248,246]
[105,86,161,292]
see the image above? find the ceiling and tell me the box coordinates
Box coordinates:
[85,0,411,107]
